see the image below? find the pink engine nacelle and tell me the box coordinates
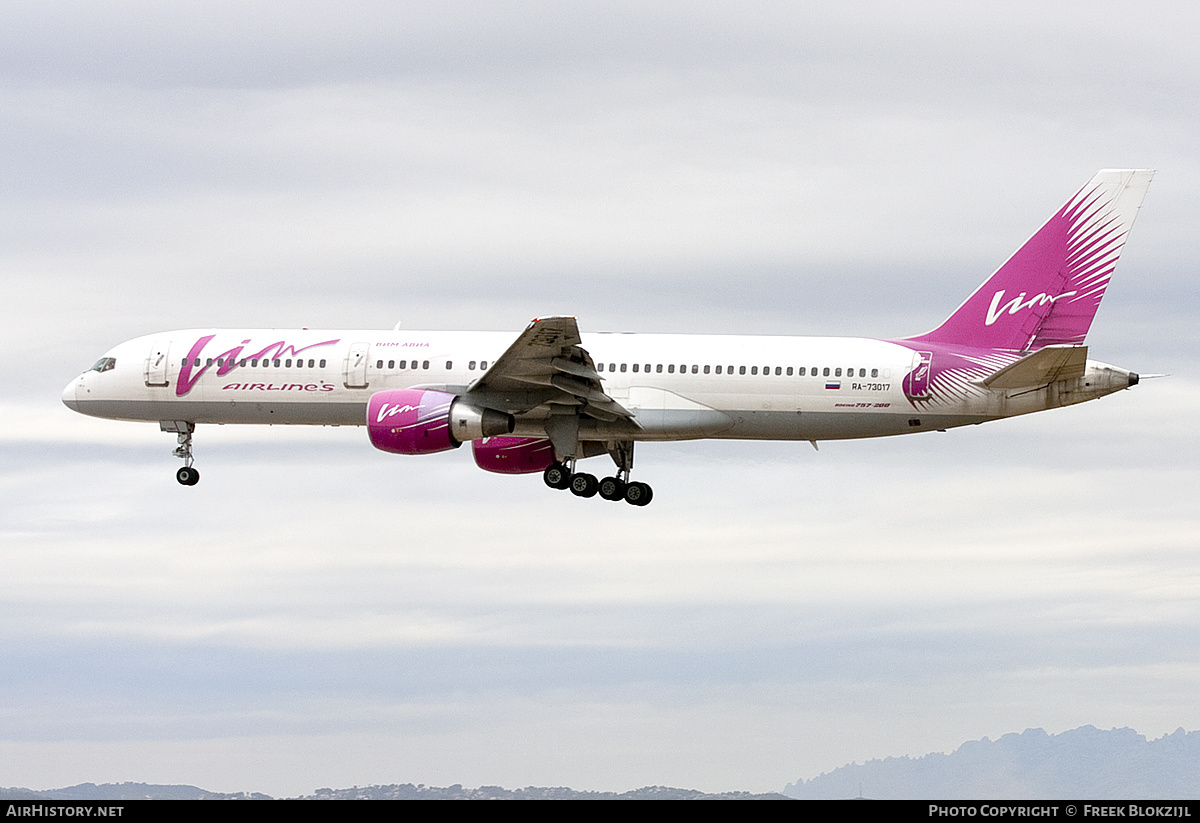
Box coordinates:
[367,389,514,455]
[472,436,556,474]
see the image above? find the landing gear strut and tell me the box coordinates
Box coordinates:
[542,442,653,506]
[162,421,199,486]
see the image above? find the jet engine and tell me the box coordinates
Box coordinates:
[367,389,513,455]
[472,436,556,474]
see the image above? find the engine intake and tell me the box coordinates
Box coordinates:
[367,389,513,455]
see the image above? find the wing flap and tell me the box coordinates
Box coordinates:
[467,317,635,425]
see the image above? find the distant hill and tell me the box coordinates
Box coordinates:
[0,782,786,801]
[784,726,1200,799]
[9,728,1194,801]
[0,782,269,800]
[301,784,788,800]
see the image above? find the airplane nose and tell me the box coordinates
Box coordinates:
[62,379,80,412]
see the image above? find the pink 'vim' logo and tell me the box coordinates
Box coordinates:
[176,335,341,396]
[375,403,421,423]
[984,290,1077,327]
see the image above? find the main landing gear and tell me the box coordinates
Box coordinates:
[161,421,200,486]
[543,461,653,507]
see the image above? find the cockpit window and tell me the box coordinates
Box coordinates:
[91,357,116,373]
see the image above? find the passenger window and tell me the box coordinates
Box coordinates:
[835,368,842,377]
[798,367,806,376]
[823,367,830,377]
[715,365,722,374]
[319,359,326,368]
[446,361,453,369]
[775,367,782,376]
[786,367,792,376]
[376,360,383,369]
[620,363,627,373]
[703,365,710,374]
[422,360,429,369]
[668,364,675,374]
[389,360,395,369]
[751,366,758,375]
[481,361,488,370]
[632,363,640,373]
[656,364,663,373]
[871,368,878,378]
[739,366,746,375]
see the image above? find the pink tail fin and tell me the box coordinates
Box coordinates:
[907,169,1154,351]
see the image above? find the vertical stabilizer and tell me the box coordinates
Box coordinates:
[907,169,1154,351]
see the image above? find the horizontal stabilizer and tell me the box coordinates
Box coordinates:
[982,345,1088,389]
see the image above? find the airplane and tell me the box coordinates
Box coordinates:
[62,169,1154,506]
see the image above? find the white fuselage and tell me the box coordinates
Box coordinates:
[62,328,1134,444]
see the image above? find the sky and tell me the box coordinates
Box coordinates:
[2,0,1199,797]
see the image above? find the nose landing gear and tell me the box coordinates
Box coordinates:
[161,421,199,486]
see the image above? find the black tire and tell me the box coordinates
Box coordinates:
[598,476,626,501]
[569,472,599,498]
[543,463,571,490]
[176,466,200,486]
[624,481,653,506]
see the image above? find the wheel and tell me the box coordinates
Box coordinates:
[598,476,626,501]
[624,481,653,506]
[569,472,599,498]
[176,466,200,486]
[543,463,572,490]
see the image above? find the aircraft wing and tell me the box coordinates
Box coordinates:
[982,345,1089,389]
[466,316,634,424]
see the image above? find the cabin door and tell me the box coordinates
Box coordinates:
[343,342,370,389]
[144,341,171,387]
[904,350,933,401]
